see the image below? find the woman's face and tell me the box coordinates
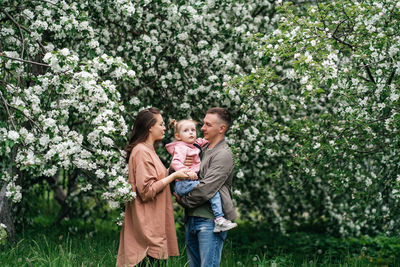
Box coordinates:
[148,114,166,141]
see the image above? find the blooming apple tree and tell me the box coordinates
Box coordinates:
[0,1,140,236]
[227,0,400,235]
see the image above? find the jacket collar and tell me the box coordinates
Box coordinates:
[204,138,226,151]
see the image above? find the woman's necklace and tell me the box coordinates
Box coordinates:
[144,142,153,148]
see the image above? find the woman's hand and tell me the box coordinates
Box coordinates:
[162,168,189,187]
[173,169,190,180]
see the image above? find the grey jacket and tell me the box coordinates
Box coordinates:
[180,138,238,221]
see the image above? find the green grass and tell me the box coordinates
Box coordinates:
[1,217,400,266]
[1,223,117,266]
[7,188,398,266]
[1,198,399,267]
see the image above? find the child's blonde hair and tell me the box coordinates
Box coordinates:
[169,119,198,134]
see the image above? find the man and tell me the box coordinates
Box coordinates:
[176,107,238,267]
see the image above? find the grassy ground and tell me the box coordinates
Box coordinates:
[1,215,400,267]
[1,196,399,267]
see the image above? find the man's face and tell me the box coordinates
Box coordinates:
[201,113,223,141]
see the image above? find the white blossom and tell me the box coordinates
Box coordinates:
[7,130,19,141]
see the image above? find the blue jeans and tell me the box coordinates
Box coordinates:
[185,216,227,267]
[175,180,224,218]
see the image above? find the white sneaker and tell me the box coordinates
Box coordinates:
[213,217,237,233]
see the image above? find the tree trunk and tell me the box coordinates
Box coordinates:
[46,169,78,223]
[0,183,16,244]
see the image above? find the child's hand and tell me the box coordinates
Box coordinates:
[187,172,198,180]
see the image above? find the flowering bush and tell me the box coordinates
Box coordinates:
[227,0,400,235]
[0,0,277,229]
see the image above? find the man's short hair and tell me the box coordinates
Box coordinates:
[206,107,231,131]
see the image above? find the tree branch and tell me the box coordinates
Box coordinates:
[0,53,49,67]
[362,60,376,84]
[1,10,31,34]
[0,91,18,132]
[387,70,395,86]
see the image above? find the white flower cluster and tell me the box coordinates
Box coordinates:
[1,45,137,210]
[71,0,277,121]
[1,173,22,203]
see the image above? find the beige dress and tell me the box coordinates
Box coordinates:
[116,143,179,267]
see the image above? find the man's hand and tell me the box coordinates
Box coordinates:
[184,155,194,167]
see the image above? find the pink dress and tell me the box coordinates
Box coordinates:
[116,143,179,267]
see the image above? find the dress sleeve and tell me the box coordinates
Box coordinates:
[133,149,165,202]
[170,144,188,171]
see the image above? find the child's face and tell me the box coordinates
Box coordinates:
[176,121,197,144]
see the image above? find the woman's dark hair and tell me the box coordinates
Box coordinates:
[125,107,161,162]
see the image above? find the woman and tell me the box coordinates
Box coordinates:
[117,107,189,267]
